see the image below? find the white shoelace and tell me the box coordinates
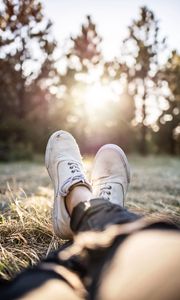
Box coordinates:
[67,162,81,173]
[99,184,112,200]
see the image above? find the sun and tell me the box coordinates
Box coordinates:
[84,82,116,111]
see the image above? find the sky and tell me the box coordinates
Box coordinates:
[42,0,180,60]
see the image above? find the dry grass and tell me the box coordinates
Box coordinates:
[0,184,61,280]
[0,156,180,280]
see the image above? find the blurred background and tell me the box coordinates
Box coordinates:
[0,0,180,160]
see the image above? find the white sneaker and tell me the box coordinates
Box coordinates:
[45,130,91,239]
[91,144,130,207]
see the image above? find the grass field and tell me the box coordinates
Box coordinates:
[0,155,180,280]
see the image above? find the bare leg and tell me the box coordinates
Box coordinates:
[66,186,92,215]
[98,229,180,300]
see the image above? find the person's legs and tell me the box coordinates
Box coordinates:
[54,142,143,299]
[58,142,180,300]
[45,138,180,300]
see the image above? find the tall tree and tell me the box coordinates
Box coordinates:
[155,51,180,154]
[57,15,102,150]
[122,6,166,154]
[0,0,56,158]
[68,15,101,65]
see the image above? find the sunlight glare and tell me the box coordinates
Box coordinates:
[84,82,115,111]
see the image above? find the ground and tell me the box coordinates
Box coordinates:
[0,155,180,279]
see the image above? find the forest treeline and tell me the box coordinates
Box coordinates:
[0,0,179,160]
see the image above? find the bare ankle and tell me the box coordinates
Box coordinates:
[65,185,92,215]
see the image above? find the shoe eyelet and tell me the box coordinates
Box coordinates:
[109,186,112,189]
[71,170,75,173]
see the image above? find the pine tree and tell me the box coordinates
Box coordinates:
[0,0,56,158]
[58,15,102,151]
[123,6,166,154]
[68,15,102,66]
[155,51,180,154]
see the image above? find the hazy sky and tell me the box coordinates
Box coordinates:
[43,0,180,59]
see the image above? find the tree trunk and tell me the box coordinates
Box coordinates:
[139,94,147,155]
[140,122,147,155]
[169,133,176,155]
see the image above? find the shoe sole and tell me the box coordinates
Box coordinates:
[94,144,130,183]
